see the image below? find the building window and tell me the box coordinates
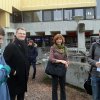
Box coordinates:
[74,9,84,17]
[33,11,42,22]
[43,10,53,21]
[23,11,33,22]
[53,9,63,21]
[10,14,13,22]
[51,31,61,35]
[13,12,22,23]
[7,32,14,43]
[64,9,72,20]
[86,8,95,19]
[66,31,77,47]
[26,32,30,38]
[34,37,43,47]
[22,11,42,22]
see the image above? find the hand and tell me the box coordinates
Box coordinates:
[96,62,100,67]
[13,70,16,76]
[67,61,70,65]
[65,61,69,68]
[61,60,69,68]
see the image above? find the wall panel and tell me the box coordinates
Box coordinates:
[20,0,96,11]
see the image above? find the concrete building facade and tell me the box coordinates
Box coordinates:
[0,0,100,51]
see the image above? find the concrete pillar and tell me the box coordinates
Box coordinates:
[0,12,10,27]
[77,31,86,52]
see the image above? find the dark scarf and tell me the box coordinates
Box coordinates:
[14,37,27,56]
[53,44,66,54]
[29,46,33,49]
[28,45,34,49]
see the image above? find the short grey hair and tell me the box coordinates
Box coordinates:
[16,27,26,33]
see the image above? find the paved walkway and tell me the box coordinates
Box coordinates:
[25,64,92,100]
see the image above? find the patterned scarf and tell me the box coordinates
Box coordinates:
[53,44,66,54]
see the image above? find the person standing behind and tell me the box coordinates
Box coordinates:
[3,27,29,100]
[49,34,69,100]
[0,27,11,100]
[28,40,38,79]
[88,30,100,100]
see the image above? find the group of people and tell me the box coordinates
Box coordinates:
[0,27,38,100]
[0,26,100,100]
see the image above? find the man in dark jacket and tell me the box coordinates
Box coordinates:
[88,31,100,100]
[28,40,38,79]
[3,27,29,100]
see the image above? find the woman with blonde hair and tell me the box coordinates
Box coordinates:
[49,34,69,100]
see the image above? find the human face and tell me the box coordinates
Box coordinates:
[16,29,26,40]
[0,35,4,46]
[28,42,33,46]
[56,38,63,45]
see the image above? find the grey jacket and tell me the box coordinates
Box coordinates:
[88,40,100,77]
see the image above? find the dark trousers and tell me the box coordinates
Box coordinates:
[28,60,36,79]
[10,92,25,100]
[32,62,36,78]
[52,75,66,100]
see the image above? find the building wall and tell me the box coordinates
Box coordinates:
[0,0,12,13]
[0,0,97,48]
[12,0,20,11]
[20,0,96,11]
[0,0,96,13]
[0,0,20,27]
[14,20,100,35]
[0,0,96,27]
[0,0,20,13]
[0,12,10,27]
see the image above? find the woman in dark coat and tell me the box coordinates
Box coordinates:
[3,27,29,100]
